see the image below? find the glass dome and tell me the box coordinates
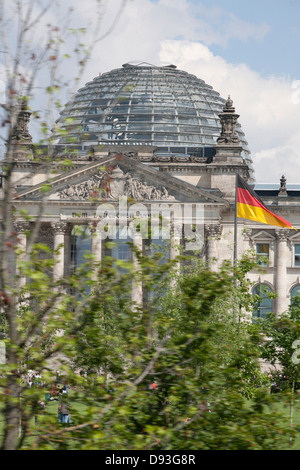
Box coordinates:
[54,63,254,179]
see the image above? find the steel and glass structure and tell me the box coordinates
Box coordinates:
[54,63,254,178]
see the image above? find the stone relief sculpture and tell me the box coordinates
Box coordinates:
[58,166,175,201]
[59,178,99,200]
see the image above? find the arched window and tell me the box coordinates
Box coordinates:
[252,284,273,320]
[291,285,300,305]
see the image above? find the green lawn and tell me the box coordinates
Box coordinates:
[1,390,300,449]
[276,398,300,450]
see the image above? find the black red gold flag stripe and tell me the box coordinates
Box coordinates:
[236,174,295,229]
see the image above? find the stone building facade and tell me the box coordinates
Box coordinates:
[1,64,300,319]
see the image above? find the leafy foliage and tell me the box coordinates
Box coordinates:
[0,244,292,450]
[258,296,300,392]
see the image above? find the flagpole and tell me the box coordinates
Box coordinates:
[234,172,238,267]
[234,173,240,321]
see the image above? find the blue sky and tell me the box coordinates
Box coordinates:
[197,0,300,80]
[146,0,299,76]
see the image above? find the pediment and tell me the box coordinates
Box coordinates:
[53,165,177,202]
[251,230,276,241]
[289,230,300,241]
[15,153,228,206]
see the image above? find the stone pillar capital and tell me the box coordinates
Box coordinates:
[13,221,32,233]
[275,229,290,241]
[205,223,223,239]
[51,221,72,235]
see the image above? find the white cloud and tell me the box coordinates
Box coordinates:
[159,40,300,184]
[74,0,271,79]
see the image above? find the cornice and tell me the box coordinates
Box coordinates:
[11,199,226,210]
[10,154,230,207]
[158,164,249,174]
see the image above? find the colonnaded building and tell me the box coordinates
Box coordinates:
[2,62,300,319]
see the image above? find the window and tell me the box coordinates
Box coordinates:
[256,243,269,266]
[295,244,300,266]
[253,284,273,320]
[144,239,170,301]
[70,226,92,296]
[145,238,170,265]
[104,229,132,272]
[70,226,92,270]
[112,238,131,262]
[291,285,300,305]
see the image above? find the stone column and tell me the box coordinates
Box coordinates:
[51,222,69,281]
[89,222,102,263]
[205,223,222,270]
[131,229,143,307]
[13,221,31,288]
[63,224,73,278]
[170,218,181,285]
[170,235,181,260]
[89,222,102,281]
[275,229,289,315]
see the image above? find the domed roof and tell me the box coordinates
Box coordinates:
[54,63,254,178]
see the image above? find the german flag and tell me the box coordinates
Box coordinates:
[236,175,295,229]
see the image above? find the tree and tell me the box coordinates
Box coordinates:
[28,251,288,451]
[258,297,300,438]
[0,0,294,451]
[0,0,129,450]
[0,227,293,449]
